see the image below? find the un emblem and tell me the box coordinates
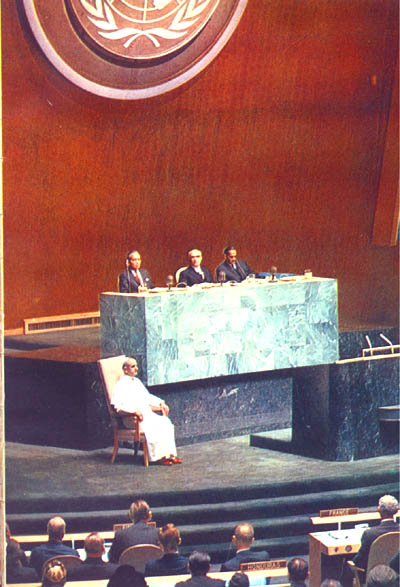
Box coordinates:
[22,0,248,99]
[67,0,221,60]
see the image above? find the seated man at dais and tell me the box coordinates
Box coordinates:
[111,357,181,465]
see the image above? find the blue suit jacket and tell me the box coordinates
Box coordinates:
[29,540,80,577]
[179,266,214,286]
[215,260,253,283]
[220,548,270,572]
[145,552,189,576]
[119,268,153,293]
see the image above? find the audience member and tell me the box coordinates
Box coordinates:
[6,538,38,584]
[109,499,160,563]
[178,249,214,286]
[6,522,29,566]
[287,557,308,587]
[366,565,398,587]
[215,246,253,283]
[145,523,189,576]
[353,495,399,571]
[67,532,118,581]
[119,250,153,293]
[229,572,250,587]
[41,560,67,587]
[220,523,270,572]
[29,516,80,577]
[320,580,342,587]
[175,551,225,587]
[111,357,180,465]
[108,564,148,587]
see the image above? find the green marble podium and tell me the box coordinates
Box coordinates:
[100,277,339,386]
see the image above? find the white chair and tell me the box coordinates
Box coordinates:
[175,266,188,284]
[119,543,163,573]
[347,531,400,586]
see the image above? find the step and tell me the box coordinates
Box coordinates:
[7,482,398,537]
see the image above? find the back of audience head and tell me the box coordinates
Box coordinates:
[47,517,66,541]
[189,551,211,576]
[229,572,250,587]
[233,523,254,548]
[6,539,25,571]
[366,565,398,587]
[159,523,181,552]
[288,558,309,582]
[378,495,398,518]
[107,564,148,587]
[129,499,151,523]
[42,560,67,587]
[84,531,105,557]
[321,580,343,587]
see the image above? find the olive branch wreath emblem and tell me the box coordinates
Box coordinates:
[80,0,213,49]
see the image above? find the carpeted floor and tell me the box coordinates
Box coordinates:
[6,436,399,502]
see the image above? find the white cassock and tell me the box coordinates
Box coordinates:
[111,375,177,462]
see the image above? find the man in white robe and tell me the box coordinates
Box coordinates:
[111,357,181,465]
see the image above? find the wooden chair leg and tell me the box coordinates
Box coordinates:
[111,433,119,464]
[142,440,149,467]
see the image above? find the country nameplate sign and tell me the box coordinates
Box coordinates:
[22,0,248,99]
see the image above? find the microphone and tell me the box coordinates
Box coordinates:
[218,271,226,286]
[166,275,174,291]
[379,333,393,347]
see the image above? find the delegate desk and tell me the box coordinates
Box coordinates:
[309,528,364,587]
[19,570,290,587]
[100,277,338,385]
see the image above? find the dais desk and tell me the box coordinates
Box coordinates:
[100,277,338,386]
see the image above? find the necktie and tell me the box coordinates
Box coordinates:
[236,262,246,280]
[136,270,144,286]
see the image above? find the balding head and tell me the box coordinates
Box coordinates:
[84,532,105,557]
[47,517,66,541]
[232,523,254,550]
[288,558,308,582]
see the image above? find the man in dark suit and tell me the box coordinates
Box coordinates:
[178,249,214,286]
[119,250,153,293]
[353,495,399,574]
[108,499,159,564]
[220,523,270,572]
[145,523,189,577]
[176,551,225,587]
[67,532,118,581]
[29,517,80,577]
[215,246,253,283]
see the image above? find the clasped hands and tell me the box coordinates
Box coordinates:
[152,402,169,417]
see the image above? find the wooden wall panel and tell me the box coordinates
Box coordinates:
[3,0,399,330]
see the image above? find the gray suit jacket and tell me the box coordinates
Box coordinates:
[108,521,159,563]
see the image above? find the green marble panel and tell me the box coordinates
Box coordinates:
[100,277,339,385]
